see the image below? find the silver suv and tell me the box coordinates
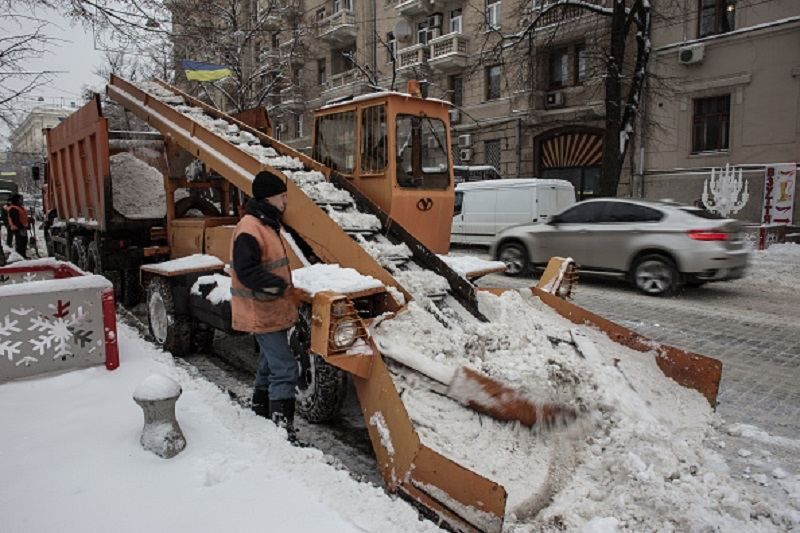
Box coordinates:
[489,199,749,295]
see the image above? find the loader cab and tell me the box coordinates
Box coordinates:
[312,88,454,254]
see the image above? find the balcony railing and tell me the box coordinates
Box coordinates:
[428,33,468,71]
[327,69,359,89]
[397,43,430,70]
[319,9,357,44]
[279,87,304,107]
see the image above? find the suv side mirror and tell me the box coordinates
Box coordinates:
[547,216,560,226]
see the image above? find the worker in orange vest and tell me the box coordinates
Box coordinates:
[229,171,304,441]
[7,194,30,259]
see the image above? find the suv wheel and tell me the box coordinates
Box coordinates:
[632,254,677,296]
[498,241,530,277]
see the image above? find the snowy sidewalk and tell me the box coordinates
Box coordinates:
[0,323,439,533]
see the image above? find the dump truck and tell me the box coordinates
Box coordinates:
[45,75,724,532]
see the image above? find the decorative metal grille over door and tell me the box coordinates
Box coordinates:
[540,131,602,169]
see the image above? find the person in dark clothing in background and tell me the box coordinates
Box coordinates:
[1,197,13,249]
[7,194,29,259]
[229,170,305,441]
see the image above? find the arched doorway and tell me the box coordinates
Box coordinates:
[534,127,603,200]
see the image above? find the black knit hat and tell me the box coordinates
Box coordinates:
[251,170,287,199]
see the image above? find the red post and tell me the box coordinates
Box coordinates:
[101,287,120,370]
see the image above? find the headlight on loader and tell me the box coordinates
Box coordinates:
[331,319,359,349]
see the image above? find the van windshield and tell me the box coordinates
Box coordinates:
[396,115,449,189]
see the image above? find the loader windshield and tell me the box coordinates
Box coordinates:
[396,115,449,189]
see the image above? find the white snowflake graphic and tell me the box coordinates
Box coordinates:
[0,315,23,361]
[27,300,93,361]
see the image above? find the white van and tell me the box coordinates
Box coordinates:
[451,179,575,246]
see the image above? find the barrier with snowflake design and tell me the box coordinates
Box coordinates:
[0,260,119,383]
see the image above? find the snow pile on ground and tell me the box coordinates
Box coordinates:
[0,323,441,533]
[373,289,800,531]
[747,242,800,291]
[110,152,167,219]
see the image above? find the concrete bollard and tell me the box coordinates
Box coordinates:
[133,374,186,459]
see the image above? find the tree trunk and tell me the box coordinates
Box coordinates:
[599,0,628,197]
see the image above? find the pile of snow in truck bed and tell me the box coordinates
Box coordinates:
[110,152,166,219]
[373,289,800,531]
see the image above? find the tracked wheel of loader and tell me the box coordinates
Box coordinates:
[290,305,348,423]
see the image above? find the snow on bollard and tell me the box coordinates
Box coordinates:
[133,374,186,459]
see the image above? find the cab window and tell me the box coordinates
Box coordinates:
[314,111,356,173]
[396,115,449,189]
[360,105,387,173]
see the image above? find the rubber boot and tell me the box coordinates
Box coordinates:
[269,398,298,444]
[251,389,269,418]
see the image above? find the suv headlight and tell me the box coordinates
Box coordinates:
[331,319,359,349]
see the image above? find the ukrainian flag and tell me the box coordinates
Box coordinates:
[181,60,233,82]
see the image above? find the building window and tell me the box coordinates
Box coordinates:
[549,48,569,88]
[692,94,730,153]
[417,22,429,45]
[449,75,463,107]
[484,139,501,170]
[450,8,463,34]
[575,45,587,84]
[486,65,501,100]
[316,7,326,20]
[271,33,279,49]
[318,59,327,85]
[699,0,735,38]
[486,0,501,29]
[386,32,396,62]
[333,0,352,12]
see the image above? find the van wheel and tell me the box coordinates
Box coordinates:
[498,242,530,277]
[147,277,191,356]
[632,254,678,296]
[290,305,347,423]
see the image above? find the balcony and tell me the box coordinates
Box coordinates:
[278,40,304,65]
[396,0,445,17]
[428,33,468,72]
[319,10,357,45]
[397,43,430,71]
[320,69,366,101]
[279,87,304,110]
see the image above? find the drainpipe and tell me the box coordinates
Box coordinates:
[371,0,377,76]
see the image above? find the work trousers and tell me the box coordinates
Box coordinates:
[12,230,27,259]
[3,224,11,247]
[254,329,297,401]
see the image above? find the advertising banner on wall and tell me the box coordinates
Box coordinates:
[762,164,796,225]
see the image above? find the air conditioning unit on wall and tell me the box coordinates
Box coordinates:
[678,43,705,65]
[545,91,565,108]
[459,148,473,161]
[458,133,472,147]
[449,109,461,124]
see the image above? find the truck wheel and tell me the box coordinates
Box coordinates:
[147,277,192,356]
[632,254,678,296]
[192,322,215,353]
[87,241,102,274]
[70,237,89,271]
[498,241,531,277]
[290,305,347,423]
[119,268,141,307]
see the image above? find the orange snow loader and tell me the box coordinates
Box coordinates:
[81,74,722,532]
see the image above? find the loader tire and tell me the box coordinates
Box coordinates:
[291,305,347,423]
[70,237,89,271]
[175,197,221,218]
[147,276,192,356]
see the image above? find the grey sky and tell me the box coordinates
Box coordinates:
[1,7,106,145]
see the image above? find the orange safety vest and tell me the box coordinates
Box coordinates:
[229,215,298,333]
[8,205,29,231]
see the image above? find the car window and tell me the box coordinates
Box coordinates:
[454,191,463,216]
[605,202,663,223]
[557,202,607,223]
[680,208,724,220]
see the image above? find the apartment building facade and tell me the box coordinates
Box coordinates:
[637,0,800,223]
[259,0,614,199]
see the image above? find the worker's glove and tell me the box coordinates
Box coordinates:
[285,286,308,305]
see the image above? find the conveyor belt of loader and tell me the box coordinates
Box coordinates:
[106,75,723,533]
